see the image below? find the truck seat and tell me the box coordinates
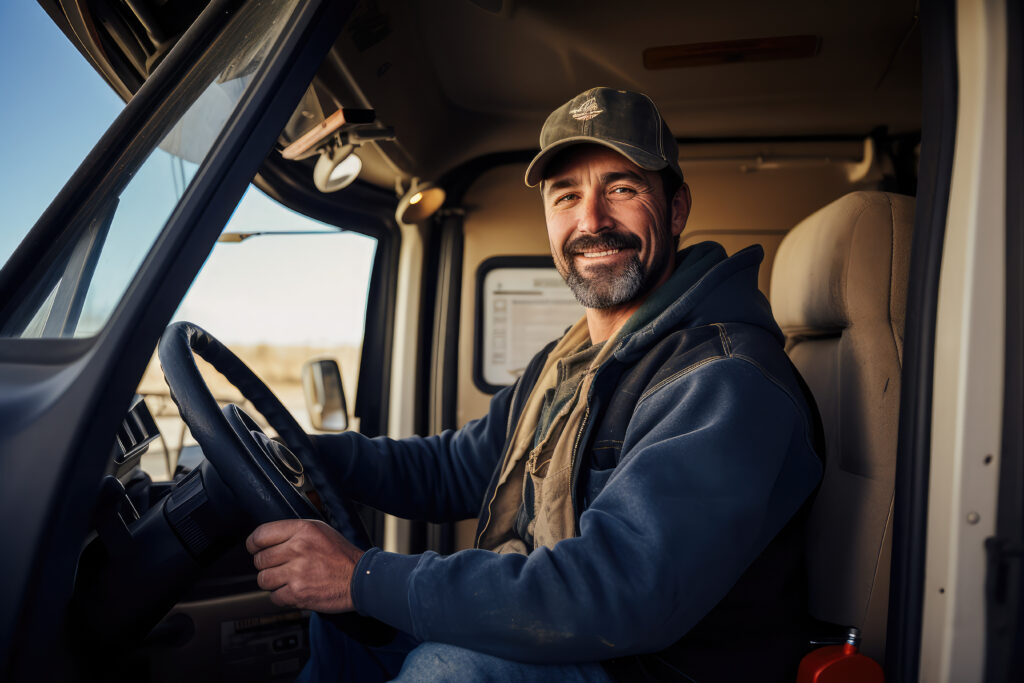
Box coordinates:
[770,191,915,661]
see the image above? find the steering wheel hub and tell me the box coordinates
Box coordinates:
[264,438,305,487]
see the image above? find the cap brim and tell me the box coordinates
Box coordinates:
[524,136,669,187]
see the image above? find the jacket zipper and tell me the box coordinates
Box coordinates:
[567,401,591,531]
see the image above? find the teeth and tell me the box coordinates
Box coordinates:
[582,249,620,258]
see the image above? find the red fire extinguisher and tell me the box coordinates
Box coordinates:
[797,627,884,683]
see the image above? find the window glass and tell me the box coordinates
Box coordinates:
[0,0,300,339]
[0,4,125,266]
[137,186,377,481]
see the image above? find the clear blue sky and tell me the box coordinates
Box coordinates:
[0,2,125,262]
[0,4,376,346]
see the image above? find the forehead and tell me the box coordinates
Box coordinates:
[542,145,651,186]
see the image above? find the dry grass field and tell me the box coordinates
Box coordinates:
[136,344,361,480]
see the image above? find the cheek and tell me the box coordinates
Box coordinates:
[545,230,566,266]
[548,235,564,262]
[546,217,572,250]
[623,204,665,256]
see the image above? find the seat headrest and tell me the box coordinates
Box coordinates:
[770,191,915,360]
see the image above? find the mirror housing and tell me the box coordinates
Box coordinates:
[301,358,349,432]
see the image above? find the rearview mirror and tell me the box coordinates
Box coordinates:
[301,358,349,432]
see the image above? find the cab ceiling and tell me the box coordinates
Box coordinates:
[42,0,922,188]
[332,0,921,182]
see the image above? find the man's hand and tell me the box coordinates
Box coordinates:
[245,519,364,613]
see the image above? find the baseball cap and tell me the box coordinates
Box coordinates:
[524,87,683,187]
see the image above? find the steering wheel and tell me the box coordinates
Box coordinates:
[157,321,371,549]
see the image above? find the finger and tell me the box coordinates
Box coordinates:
[253,544,290,571]
[245,519,307,554]
[269,587,295,608]
[256,566,288,592]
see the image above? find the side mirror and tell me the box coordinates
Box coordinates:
[301,359,349,432]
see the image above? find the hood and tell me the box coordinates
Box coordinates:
[613,241,785,361]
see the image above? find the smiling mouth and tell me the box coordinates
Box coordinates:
[580,248,622,258]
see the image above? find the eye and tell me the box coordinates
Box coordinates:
[554,192,579,205]
[609,186,637,198]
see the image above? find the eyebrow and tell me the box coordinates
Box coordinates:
[543,170,648,196]
[544,176,578,195]
[602,170,647,185]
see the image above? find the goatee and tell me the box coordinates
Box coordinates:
[559,231,647,309]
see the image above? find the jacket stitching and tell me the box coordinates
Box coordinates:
[714,323,733,356]
[636,355,725,406]
[731,353,823,457]
[633,354,819,460]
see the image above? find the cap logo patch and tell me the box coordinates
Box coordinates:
[570,97,603,121]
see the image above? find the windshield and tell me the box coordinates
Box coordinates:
[0,4,125,268]
[137,186,378,480]
[0,0,300,339]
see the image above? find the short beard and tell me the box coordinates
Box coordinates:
[558,232,649,309]
[565,254,645,308]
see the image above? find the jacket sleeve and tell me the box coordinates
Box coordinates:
[350,357,823,663]
[308,383,515,523]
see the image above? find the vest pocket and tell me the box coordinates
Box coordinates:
[531,464,574,549]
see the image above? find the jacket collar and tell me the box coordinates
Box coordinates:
[612,241,783,361]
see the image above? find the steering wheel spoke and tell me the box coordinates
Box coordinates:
[158,321,371,547]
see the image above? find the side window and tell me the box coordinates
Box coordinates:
[138,186,376,481]
[0,0,300,339]
[0,4,124,266]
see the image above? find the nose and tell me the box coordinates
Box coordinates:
[576,192,613,234]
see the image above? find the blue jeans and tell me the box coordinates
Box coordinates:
[299,612,612,682]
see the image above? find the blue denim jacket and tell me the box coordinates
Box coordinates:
[313,242,823,681]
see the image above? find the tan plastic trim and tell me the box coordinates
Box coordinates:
[380,220,425,554]
[280,107,350,160]
[920,0,1007,679]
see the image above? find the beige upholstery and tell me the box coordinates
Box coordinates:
[770,191,914,661]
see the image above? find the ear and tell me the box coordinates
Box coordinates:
[669,183,692,237]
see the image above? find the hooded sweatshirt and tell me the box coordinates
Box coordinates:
[312,242,824,681]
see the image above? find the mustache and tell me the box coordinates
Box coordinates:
[563,232,642,257]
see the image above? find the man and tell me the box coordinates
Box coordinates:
[247,87,823,682]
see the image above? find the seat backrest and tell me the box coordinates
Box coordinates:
[770,191,914,661]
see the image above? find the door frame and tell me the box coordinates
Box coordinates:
[0,0,355,678]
